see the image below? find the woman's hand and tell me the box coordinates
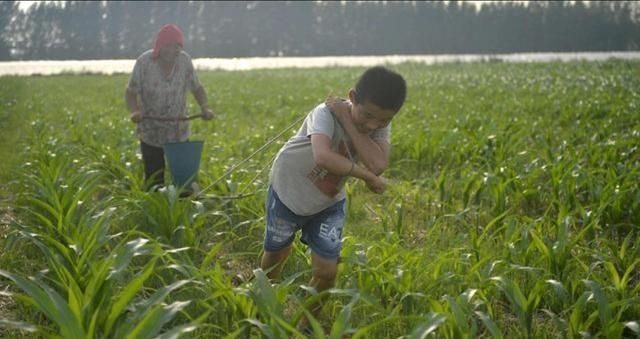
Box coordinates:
[130,110,143,123]
[201,108,215,120]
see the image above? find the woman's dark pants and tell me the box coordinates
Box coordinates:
[140,141,165,190]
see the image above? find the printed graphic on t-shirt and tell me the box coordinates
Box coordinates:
[307,141,352,197]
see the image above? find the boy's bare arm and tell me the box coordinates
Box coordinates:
[327,100,389,175]
[346,131,390,176]
[311,134,386,194]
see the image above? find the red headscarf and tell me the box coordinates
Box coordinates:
[153,24,184,58]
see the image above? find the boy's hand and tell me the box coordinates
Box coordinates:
[366,175,387,194]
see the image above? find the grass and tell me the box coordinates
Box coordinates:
[0,60,639,338]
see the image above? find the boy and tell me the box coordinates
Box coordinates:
[260,66,407,329]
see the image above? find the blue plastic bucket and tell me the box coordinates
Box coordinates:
[163,141,204,188]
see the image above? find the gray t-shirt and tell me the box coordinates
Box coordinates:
[270,102,390,216]
[127,50,202,147]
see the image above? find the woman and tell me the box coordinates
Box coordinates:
[125,24,215,191]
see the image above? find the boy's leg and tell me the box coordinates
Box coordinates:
[262,186,300,281]
[308,253,338,316]
[298,199,345,331]
[260,245,293,281]
[298,254,338,332]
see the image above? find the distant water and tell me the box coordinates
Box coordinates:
[1,51,639,76]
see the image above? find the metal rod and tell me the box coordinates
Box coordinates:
[142,114,204,121]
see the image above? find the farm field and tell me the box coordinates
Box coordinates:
[0,61,639,338]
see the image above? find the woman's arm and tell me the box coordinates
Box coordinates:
[192,86,214,120]
[125,89,143,123]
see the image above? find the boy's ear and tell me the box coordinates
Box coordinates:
[348,89,357,103]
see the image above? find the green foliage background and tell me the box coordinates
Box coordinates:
[0,61,638,338]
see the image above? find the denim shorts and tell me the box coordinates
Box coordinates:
[264,186,346,260]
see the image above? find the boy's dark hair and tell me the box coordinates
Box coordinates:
[353,66,407,112]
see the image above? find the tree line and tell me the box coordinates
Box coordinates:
[0,1,638,60]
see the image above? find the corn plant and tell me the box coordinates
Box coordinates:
[3,61,640,338]
[162,242,256,337]
[16,156,105,234]
[528,210,594,281]
[490,276,545,338]
[428,288,503,339]
[126,185,212,249]
[403,312,448,339]
[0,237,198,338]
[541,279,571,336]
[581,279,640,339]
[238,268,304,338]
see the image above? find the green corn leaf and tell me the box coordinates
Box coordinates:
[243,318,277,338]
[624,321,640,335]
[475,311,503,339]
[545,279,569,306]
[0,269,85,339]
[569,291,591,336]
[124,301,191,339]
[329,297,356,338]
[583,279,611,329]
[445,295,468,332]
[19,206,56,232]
[0,319,39,333]
[104,258,158,336]
[301,308,326,339]
[620,259,640,293]
[201,242,224,271]
[407,312,447,339]
[86,309,100,339]
[155,324,200,339]
[136,279,192,317]
[462,174,479,208]
[491,276,527,315]
[542,309,567,335]
[603,262,621,291]
[108,238,151,280]
[251,268,282,316]
[23,197,61,226]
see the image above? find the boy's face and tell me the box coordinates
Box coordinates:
[348,89,396,134]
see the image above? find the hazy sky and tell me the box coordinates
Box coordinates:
[16,1,531,12]
[18,1,38,10]
[18,1,43,11]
